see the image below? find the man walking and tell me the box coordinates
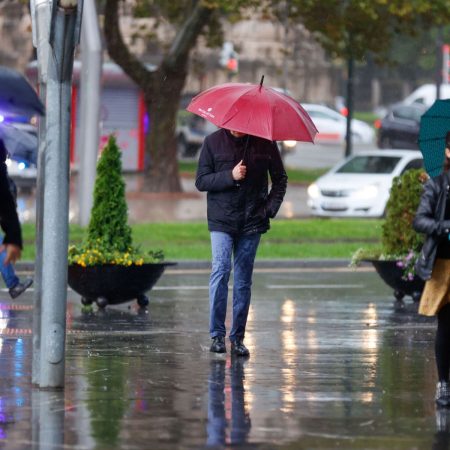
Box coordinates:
[196,128,287,356]
[0,139,32,298]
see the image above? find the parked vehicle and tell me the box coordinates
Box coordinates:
[177,109,298,159]
[302,103,375,145]
[1,120,37,191]
[402,83,450,107]
[377,103,427,150]
[176,113,218,158]
[307,149,423,218]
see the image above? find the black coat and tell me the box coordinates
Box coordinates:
[195,129,288,235]
[413,172,450,280]
[0,140,22,248]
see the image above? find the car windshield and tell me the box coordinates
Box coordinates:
[336,155,401,174]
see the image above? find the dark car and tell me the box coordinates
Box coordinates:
[377,103,427,150]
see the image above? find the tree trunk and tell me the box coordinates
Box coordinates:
[103,0,213,193]
[143,68,185,192]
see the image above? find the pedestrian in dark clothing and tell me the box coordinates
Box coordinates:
[414,131,450,407]
[0,139,32,298]
[196,128,287,356]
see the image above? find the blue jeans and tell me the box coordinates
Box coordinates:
[0,248,18,289]
[209,231,261,342]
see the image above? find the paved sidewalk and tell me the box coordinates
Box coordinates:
[0,266,445,449]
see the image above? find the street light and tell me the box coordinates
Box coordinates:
[30,0,83,389]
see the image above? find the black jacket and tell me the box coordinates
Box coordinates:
[195,129,288,235]
[413,172,450,280]
[0,140,22,248]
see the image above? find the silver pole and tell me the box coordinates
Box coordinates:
[39,0,82,388]
[32,390,65,450]
[78,0,102,226]
[30,0,51,386]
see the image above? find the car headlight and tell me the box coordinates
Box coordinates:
[307,183,320,199]
[283,140,297,148]
[353,184,379,200]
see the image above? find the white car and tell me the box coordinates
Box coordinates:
[302,103,375,145]
[307,150,423,217]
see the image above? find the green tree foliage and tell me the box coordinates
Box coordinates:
[381,169,426,255]
[290,0,450,61]
[87,135,133,252]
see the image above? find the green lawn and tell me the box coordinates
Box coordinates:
[21,218,383,261]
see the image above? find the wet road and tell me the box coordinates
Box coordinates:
[0,266,447,449]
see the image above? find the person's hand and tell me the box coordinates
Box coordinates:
[232,160,247,181]
[0,244,21,265]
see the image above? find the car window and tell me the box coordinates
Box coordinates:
[392,105,424,123]
[306,110,341,122]
[411,108,425,122]
[392,106,414,121]
[401,159,423,173]
[336,156,401,174]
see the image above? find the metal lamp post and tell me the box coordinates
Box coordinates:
[30,0,83,388]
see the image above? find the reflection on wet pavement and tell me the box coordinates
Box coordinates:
[0,268,446,448]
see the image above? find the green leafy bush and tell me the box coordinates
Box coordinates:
[68,135,163,267]
[351,169,427,276]
[381,168,427,255]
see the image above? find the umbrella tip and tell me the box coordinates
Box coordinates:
[259,75,264,90]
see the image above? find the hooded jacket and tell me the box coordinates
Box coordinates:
[413,172,450,280]
[195,129,288,235]
[0,140,22,248]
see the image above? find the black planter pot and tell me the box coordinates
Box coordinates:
[367,259,425,302]
[68,262,176,308]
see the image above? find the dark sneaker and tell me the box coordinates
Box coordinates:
[231,339,250,357]
[210,336,226,353]
[436,381,450,408]
[9,278,33,299]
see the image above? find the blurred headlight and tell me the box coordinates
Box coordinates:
[307,183,320,199]
[5,158,11,167]
[354,184,379,200]
[283,140,297,148]
[18,162,26,171]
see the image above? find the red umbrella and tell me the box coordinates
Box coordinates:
[186,77,318,142]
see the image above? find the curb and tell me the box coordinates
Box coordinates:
[15,258,371,272]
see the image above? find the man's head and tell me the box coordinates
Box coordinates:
[229,130,246,138]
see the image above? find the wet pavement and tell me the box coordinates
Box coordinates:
[0,264,448,449]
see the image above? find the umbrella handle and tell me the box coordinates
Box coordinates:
[243,135,250,164]
[259,75,264,91]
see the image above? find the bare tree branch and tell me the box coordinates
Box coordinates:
[164,1,213,69]
[104,0,154,90]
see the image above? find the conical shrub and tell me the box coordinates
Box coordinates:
[86,135,132,252]
[68,134,163,266]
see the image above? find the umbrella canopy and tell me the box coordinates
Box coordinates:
[186,78,318,142]
[0,66,45,117]
[418,99,450,177]
[0,123,38,164]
